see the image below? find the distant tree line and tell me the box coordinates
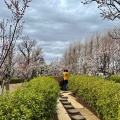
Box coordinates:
[61,28,120,76]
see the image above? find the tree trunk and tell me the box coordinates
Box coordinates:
[1,80,5,95]
[5,79,10,90]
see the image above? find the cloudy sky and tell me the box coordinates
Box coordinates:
[0,0,119,64]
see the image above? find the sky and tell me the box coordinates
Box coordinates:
[0,0,119,64]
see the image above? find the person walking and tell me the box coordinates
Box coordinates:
[63,69,69,91]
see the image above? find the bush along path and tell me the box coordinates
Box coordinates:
[68,75,120,120]
[57,91,100,120]
[0,76,60,120]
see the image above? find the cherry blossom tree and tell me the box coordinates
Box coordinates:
[82,0,120,20]
[16,36,44,80]
[109,27,120,39]
[0,0,32,93]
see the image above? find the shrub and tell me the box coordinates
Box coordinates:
[108,75,120,83]
[0,78,23,85]
[0,76,60,120]
[10,78,23,84]
[68,75,120,120]
[54,76,64,89]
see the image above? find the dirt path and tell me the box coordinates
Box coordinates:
[0,83,23,94]
[57,91,100,120]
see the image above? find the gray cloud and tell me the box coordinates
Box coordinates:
[0,0,119,64]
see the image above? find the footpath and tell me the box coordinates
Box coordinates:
[57,91,100,120]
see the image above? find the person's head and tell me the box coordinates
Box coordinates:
[66,69,68,72]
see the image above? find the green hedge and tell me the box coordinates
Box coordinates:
[0,76,60,120]
[10,78,23,84]
[0,78,23,85]
[108,75,120,83]
[68,75,120,120]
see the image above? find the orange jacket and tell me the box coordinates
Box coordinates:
[63,72,69,80]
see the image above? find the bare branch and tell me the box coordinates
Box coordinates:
[82,0,120,20]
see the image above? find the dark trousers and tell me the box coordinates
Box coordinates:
[64,80,68,90]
